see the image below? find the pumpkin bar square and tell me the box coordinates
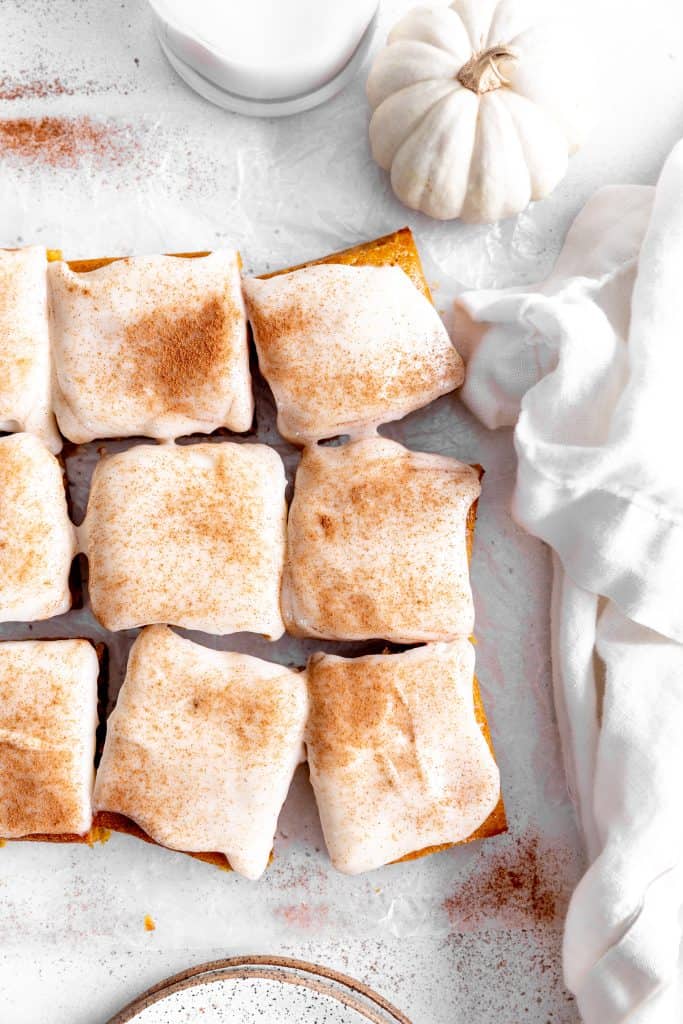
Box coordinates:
[306,642,504,875]
[0,639,98,840]
[0,433,76,624]
[242,228,463,445]
[0,247,60,452]
[282,437,480,643]
[81,441,287,637]
[48,250,252,444]
[94,626,308,879]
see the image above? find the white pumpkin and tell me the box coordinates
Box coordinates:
[367,0,589,223]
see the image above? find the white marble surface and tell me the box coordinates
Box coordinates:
[0,1,681,1021]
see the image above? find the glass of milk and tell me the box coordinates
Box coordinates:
[149,0,380,116]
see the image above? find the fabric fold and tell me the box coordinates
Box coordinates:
[454,140,683,1023]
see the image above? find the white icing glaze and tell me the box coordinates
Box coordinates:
[49,251,252,443]
[0,639,98,838]
[282,437,481,642]
[0,247,60,452]
[0,434,76,623]
[306,642,501,875]
[81,441,287,637]
[94,626,308,879]
[243,264,464,445]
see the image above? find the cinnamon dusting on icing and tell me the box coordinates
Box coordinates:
[126,296,238,410]
[0,639,98,838]
[0,247,59,450]
[305,643,500,874]
[83,442,286,636]
[0,434,75,622]
[48,252,252,442]
[252,298,317,354]
[282,437,480,642]
[307,656,418,776]
[0,440,42,589]
[243,264,464,444]
[93,626,308,879]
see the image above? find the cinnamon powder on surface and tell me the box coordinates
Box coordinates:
[443,833,573,930]
[275,903,329,930]
[0,116,127,168]
[0,76,128,101]
[0,77,74,101]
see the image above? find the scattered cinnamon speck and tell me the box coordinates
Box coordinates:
[0,75,132,101]
[443,833,573,931]
[0,116,129,168]
[268,857,327,892]
[276,902,329,929]
[0,77,74,101]
[143,914,156,932]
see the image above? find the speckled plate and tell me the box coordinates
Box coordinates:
[107,955,412,1023]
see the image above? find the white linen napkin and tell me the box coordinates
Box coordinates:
[453,141,683,1023]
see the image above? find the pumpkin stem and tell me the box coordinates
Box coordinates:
[457,46,516,95]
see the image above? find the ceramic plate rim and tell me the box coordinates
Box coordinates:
[106,955,413,1024]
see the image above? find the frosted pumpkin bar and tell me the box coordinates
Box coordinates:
[0,247,60,452]
[242,228,463,445]
[81,441,287,636]
[0,433,75,623]
[282,437,480,643]
[94,626,308,879]
[48,251,252,443]
[305,643,504,875]
[0,639,98,840]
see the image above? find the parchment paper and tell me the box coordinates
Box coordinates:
[8,0,681,1018]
